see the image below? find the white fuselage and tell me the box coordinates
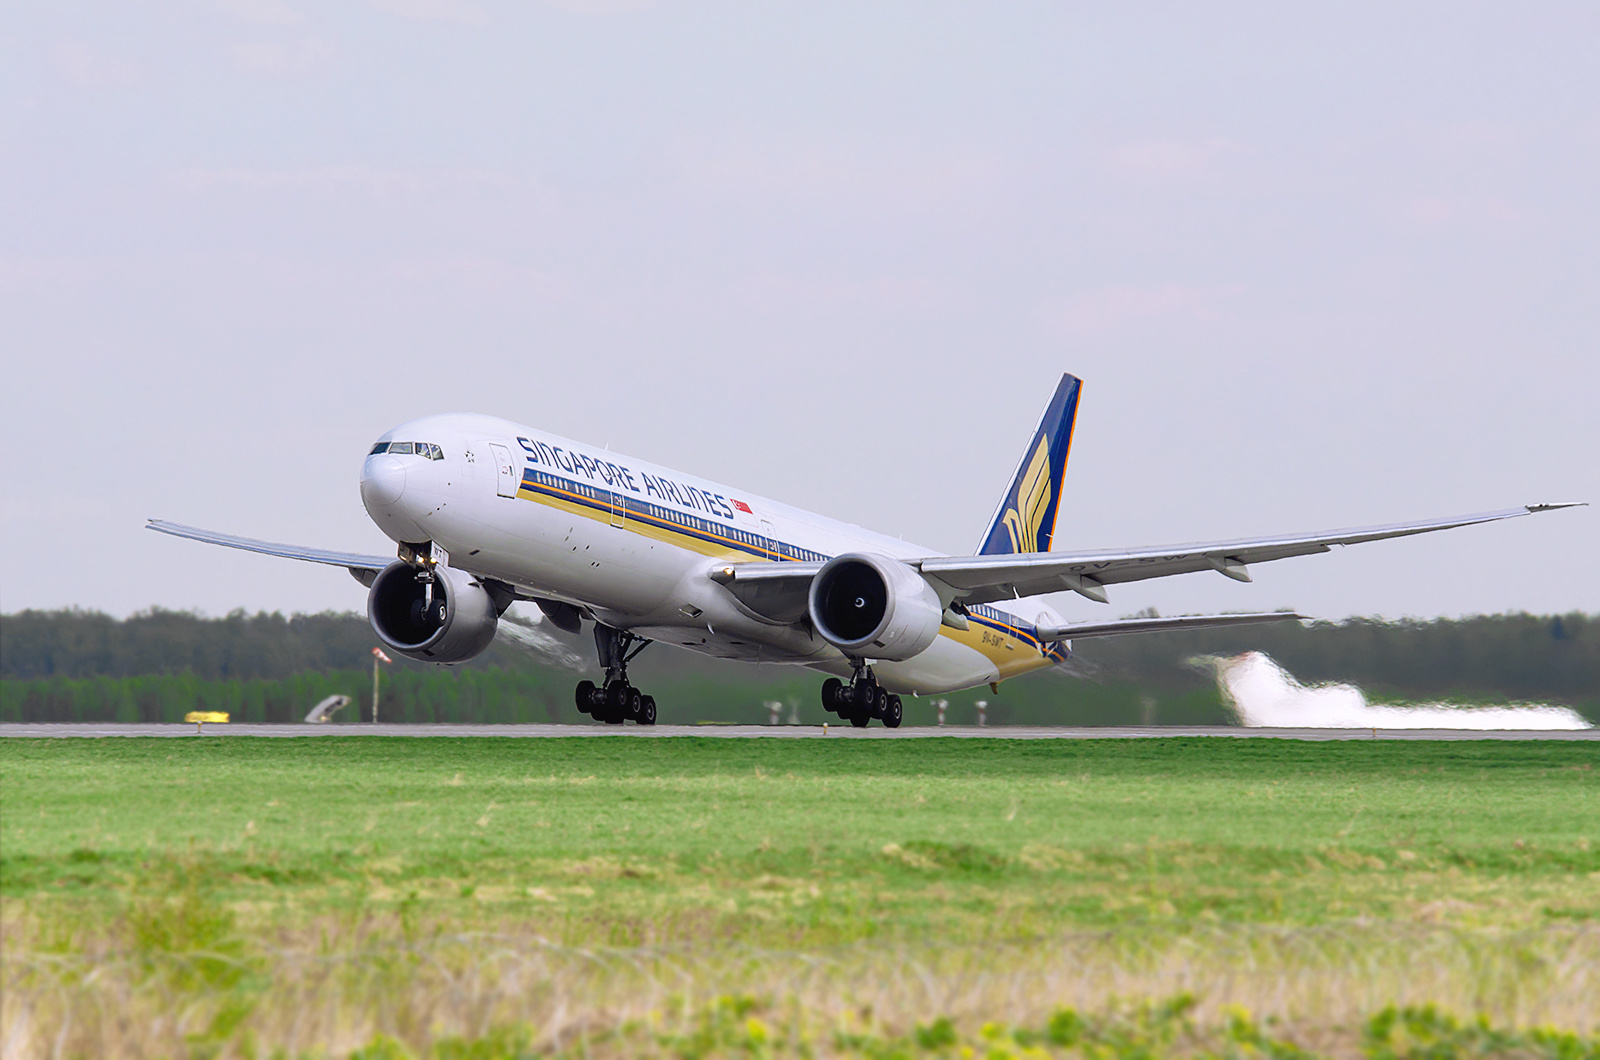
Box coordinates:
[360,413,1067,695]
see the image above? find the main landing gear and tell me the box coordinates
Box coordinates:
[575,625,657,725]
[820,660,903,729]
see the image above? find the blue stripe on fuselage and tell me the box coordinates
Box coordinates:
[518,467,1069,661]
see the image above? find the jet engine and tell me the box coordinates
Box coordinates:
[367,561,501,663]
[807,552,942,661]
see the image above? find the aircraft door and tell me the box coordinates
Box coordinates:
[489,443,517,499]
[761,519,778,560]
[609,489,627,527]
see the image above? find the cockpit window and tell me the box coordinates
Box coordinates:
[371,440,444,459]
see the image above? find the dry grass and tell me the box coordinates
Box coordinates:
[5,907,1598,1058]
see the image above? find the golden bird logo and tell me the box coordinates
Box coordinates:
[1001,436,1053,553]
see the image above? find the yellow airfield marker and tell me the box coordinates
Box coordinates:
[185,711,230,733]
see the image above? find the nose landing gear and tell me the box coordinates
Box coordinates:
[575,625,657,725]
[820,660,902,728]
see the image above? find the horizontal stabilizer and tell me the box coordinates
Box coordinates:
[1037,611,1309,642]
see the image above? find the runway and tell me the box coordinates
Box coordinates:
[2,723,1594,740]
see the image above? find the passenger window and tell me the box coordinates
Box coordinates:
[389,442,414,455]
[369,442,390,455]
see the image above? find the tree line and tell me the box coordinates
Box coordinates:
[2,607,1594,726]
[0,607,532,681]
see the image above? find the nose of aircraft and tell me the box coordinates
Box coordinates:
[361,455,407,512]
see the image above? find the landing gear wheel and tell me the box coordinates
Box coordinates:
[872,687,890,719]
[823,663,896,727]
[585,624,656,726]
[597,681,623,724]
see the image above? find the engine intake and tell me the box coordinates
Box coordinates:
[808,552,942,661]
[368,561,501,663]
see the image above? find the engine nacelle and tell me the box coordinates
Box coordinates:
[367,561,500,663]
[807,552,943,661]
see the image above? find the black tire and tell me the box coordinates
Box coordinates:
[870,686,889,719]
[639,695,657,726]
[575,680,595,715]
[822,678,844,713]
[603,687,626,724]
[884,695,903,729]
[854,682,875,712]
[850,713,870,728]
[626,686,643,718]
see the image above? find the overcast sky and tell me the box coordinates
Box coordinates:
[3,1,1596,624]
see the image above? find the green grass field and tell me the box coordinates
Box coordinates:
[3,736,1598,1057]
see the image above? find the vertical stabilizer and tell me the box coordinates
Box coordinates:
[975,373,1082,556]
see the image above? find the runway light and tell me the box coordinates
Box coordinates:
[185,711,229,733]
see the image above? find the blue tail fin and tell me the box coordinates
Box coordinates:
[976,374,1082,556]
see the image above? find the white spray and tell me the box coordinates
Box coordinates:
[493,608,589,672]
[1209,652,1591,730]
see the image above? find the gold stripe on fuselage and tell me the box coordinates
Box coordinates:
[936,618,1056,681]
[518,479,758,560]
[516,476,1055,678]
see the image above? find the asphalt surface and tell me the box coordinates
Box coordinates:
[2,723,1594,740]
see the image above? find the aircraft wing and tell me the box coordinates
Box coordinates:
[719,504,1582,618]
[146,520,393,584]
[916,504,1582,607]
[1036,611,1309,641]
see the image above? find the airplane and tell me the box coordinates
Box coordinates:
[148,374,1582,727]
